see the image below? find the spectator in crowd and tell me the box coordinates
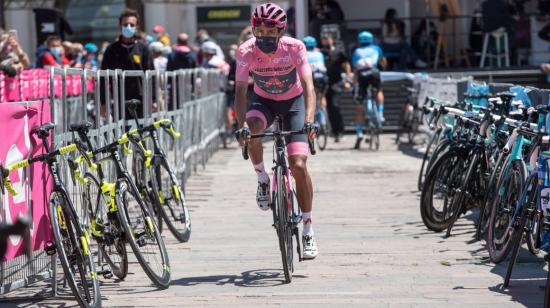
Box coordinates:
[195,29,225,65]
[412,18,438,63]
[70,42,85,68]
[39,35,69,68]
[149,42,167,72]
[167,32,197,71]
[238,26,254,44]
[200,41,229,73]
[98,41,109,65]
[153,25,171,47]
[101,9,153,119]
[481,0,513,33]
[321,34,350,142]
[0,30,29,75]
[381,8,427,69]
[84,42,99,70]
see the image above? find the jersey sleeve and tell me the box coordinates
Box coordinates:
[351,49,359,69]
[235,47,250,82]
[294,41,311,78]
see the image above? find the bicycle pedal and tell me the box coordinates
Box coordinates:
[178,213,186,223]
[44,241,56,256]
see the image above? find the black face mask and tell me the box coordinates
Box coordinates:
[256,36,278,54]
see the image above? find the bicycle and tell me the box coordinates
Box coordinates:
[241,117,316,283]
[123,100,191,242]
[358,75,381,151]
[3,123,101,308]
[396,85,421,145]
[68,121,171,288]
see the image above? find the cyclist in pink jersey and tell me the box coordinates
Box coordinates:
[235,3,318,259]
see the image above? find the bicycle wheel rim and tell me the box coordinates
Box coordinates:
[116,177,171,288]
[50,192,101,308]
[275,167,292,283]
[83,173,128,280]
[133,153,163,233]
[488,162,526,263]
[151,160,191,242]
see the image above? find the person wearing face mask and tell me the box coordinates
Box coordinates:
[40,36,69,68]
[234,3,319,260]
[321,34,350,143]
[100,9,153,119]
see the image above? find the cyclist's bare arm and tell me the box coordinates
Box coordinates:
[235,81,249,130]
[300,72,317,139]
[379,57,387,70]
[343,61,352,87]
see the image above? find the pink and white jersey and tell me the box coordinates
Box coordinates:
[236,36,311,101]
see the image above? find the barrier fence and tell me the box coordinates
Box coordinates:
[0,67,226,295]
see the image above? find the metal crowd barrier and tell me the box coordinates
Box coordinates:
[0,67,226,296]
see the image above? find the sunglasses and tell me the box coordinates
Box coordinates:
[122,23,136,27]
[251,18,283,28]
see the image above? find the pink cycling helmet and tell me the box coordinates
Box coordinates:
[251,3,287,30]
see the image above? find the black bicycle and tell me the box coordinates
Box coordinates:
[3,123,101,308]
[123,100,191,243]
[241,117,316,283]
[69,122,171,288]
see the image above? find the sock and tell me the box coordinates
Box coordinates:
[377,103,384,117]
[254,162,269,184]
[355,124,364,137]
[302,212,314,236]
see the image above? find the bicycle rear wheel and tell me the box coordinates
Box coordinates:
[132,151,163,232]
[369,103,380,151]
[116,177,171,288]
[317,122,328,151]
[487,160,526,264]
[418,129,441,191]
[50,192,101,308]
[503,183,534,287]
[477,151,507,241]
[150,158,191,242]
[274,166,293,283]
[82,173,128,280]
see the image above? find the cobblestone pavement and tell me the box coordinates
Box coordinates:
[1,134,546,307]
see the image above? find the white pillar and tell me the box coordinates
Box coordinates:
[295,0,308,39]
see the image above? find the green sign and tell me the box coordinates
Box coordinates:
[197,6,251,23]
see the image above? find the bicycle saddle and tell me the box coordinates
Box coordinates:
[69,121,93,133]
[30,123,55,138]
[496,91,516,100]
[125,99,142,109]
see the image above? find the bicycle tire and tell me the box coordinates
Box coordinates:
[274,166,292,283]
[370,102,380,151]
[487,159,526,264]
[150,158,191,242]
[132,151,163,233]
[503,185,533,288]
[49,192,101,308]
[418,129,441,191]
[317,123,328,151]
[116,177,171,288]
[82,172,128,280]
[526,214,541,256]
[476,151,507,241]
[420,148,466,231]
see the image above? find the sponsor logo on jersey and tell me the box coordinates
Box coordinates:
[251,68,297,95]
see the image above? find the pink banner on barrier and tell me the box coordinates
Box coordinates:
[0,100,53,261]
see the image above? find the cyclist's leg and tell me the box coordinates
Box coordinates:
[354,76,366,148]
[246,97,275,210]
[372,70,384,122]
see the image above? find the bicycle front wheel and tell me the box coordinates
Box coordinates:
[49,192,101,308]
[150,158,191,242]
[274,166,293,283]
[116,177,171,288]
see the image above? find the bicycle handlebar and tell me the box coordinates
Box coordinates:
[241,130,316,160]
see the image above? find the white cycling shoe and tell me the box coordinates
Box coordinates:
[302,234,318,260]
[256,181,271,211]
